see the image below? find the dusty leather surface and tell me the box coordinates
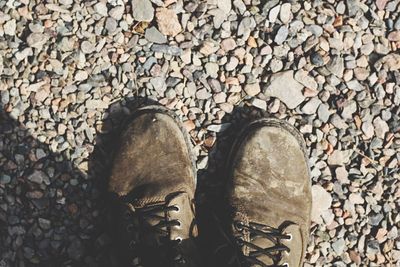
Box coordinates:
[108,107,199,267]
[227,118,312,267]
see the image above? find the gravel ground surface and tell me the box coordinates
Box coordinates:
[1,0,400,266]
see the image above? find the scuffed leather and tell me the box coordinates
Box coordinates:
[109,111,196,203]
[227,119,312,267]
[108,107,199,267]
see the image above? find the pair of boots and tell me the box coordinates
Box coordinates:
[108,105,312,267]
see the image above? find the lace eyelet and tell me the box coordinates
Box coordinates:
[129,240,137,249]
[287,233,292,241]
[235,237,244,246]
[175,237,182,243]
[282,263,289,267]
[235,221,244,231]
[173,205,180,212]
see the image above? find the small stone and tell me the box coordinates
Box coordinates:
[94,2,108,16]
[301,98,321,115]
[183,120,195,132]
[310,52,324,67]
[274,26,288,45]
[207,123,231,132]
[81,41,95,54]
[86,99,109,109]
[264,71,305,109]
[317,104,331,123]
[145,27,167,44]
[26,33,49,49]
[279,3,291,24]
[109,5,124,20]
[132,0,154,22]
[105,17,117,33]
[218,0,231,14]
[0,174,11,184]
[332,238,346,255]
[4,19,16,36]
[294,70,318,90]
[150,77,166,94]
[205,62,219,78]
[328,150,352,166]
[388,31,400,42]
[244,83,261,96]
[151,44,182,56]
[225,57,239,71]
[38,218,51,230]
[75,70,88,81]
[196,89,211,100]
[221,38,237,51]
[156,8,182,36]
[326,56,344,78]
[238,17,256,38]
[369,213,384,227]
[269,5,280,23]
[361,121,374,139]
[376,0,388,10]
[311,185,332,223]
[165,88,176,99]
[335,166,349,184]
[27,170,47,184]
[251,98,267,110]
[373,117,389,139]
[213,92,226,104]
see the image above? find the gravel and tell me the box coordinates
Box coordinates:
[1,0,400,266]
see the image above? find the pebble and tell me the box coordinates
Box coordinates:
[264,71,305,109]
[327,56,344,78]
[244,83,261,96]
[4,19,16,36]
[311,53,324,66]
[27,170,47,184]
[295,70,318,90]
[145,27,167,44]
[221,38,237,51]
[151,44,182,56]
[156,8,182,36]
[279,3,292,24]
[311,185,332,223]
[302,98,321,115]
[81,41,95,54]
[132,0,154,22]
[275,26,289,45]
[26,33,48,49]
[94,2,108,16]
[251,98,267,110]
[109,6,124,20]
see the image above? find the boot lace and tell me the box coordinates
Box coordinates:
[124,202,186,267]
[232,221,292,267]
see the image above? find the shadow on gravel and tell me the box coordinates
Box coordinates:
[0,97,267,267]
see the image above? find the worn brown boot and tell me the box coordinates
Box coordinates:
[224,118,312,267]
[108,106,199,267]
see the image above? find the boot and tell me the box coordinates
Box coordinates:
[224,118,312,267]
[108,106,199,267]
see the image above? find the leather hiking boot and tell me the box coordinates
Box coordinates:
[108,106,200,267]
[224,118,312,267]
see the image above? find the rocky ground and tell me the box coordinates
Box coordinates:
[1,0,400,266]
